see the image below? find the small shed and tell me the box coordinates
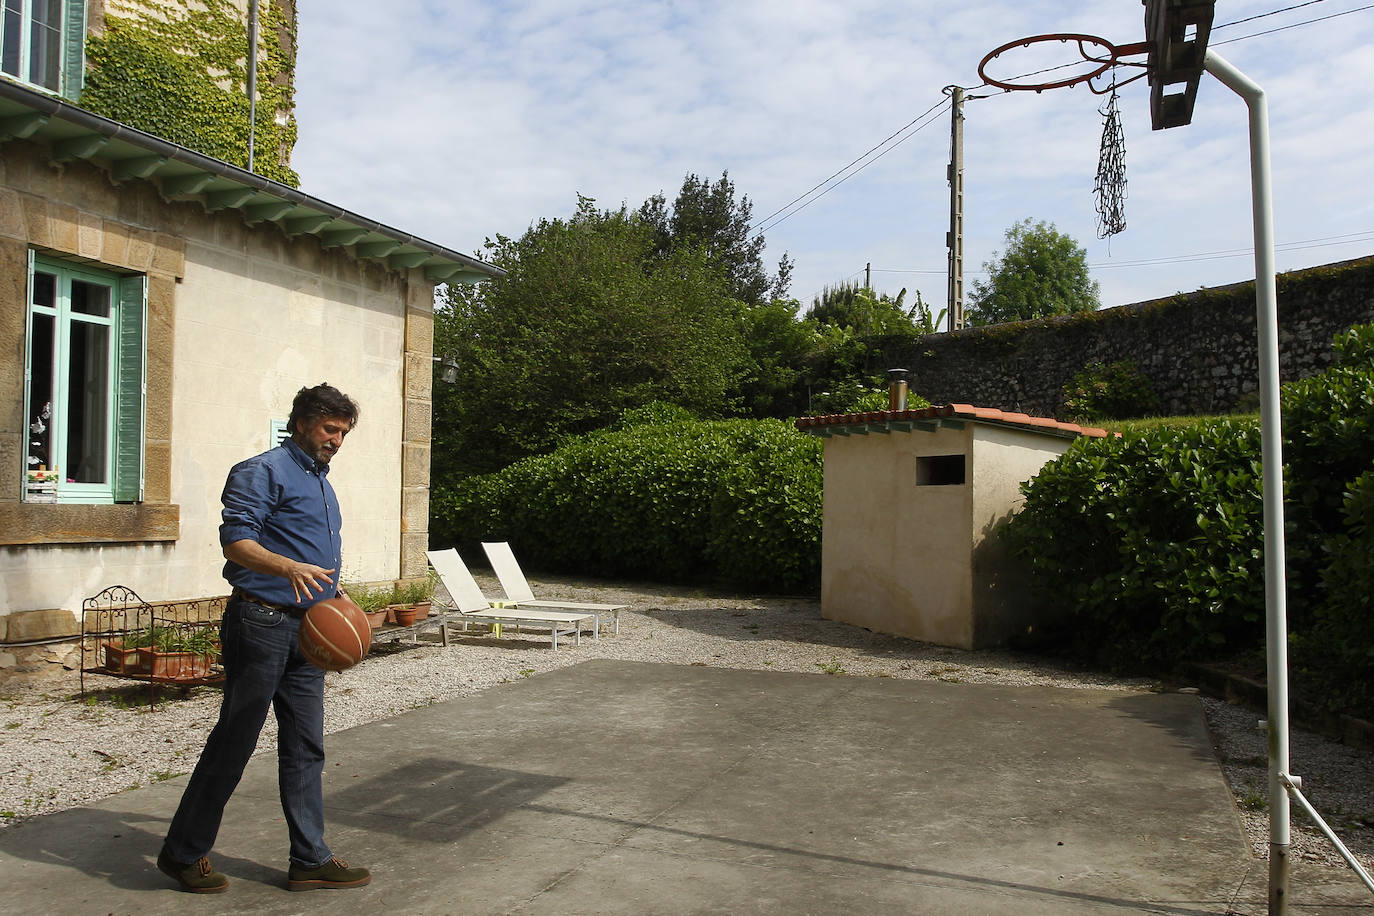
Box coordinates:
[796,404,1113,650]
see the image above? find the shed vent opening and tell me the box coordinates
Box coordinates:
[916,454,966,486]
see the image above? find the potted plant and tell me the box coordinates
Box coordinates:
[342,583,391,629]
[103,629,152,674]
[136,624,220,680]
[341,575,437,628]
[389,575,436,626]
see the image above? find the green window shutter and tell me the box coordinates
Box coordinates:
[113,274,146,502]
[60,0,86,102]
[22,249,36,501]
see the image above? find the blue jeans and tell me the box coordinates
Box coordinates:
[163,597,332,868]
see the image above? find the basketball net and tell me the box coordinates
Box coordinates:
[1094,80,1128,239]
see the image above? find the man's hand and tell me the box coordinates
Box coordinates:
[223,540,337,603]
[282,560,338,603]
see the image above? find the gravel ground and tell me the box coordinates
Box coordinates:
[1,575,1370,877]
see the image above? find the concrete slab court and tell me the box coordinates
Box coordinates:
[0,660,1368,914]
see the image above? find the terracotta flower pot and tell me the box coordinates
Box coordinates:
[138,648,214,681]
[391,606,419,627]
[104,641,149,674]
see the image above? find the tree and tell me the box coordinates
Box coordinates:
[639,171,793,303]
[734,298,827,417]
[432,196,750,480]
[808,282,940,337]
[966,218,1100,325]
[796,282,947,416]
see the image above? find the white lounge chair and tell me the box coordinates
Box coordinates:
[481,541,626,637]
[426,548,595,651]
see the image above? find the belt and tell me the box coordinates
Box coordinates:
[231,587,304,616]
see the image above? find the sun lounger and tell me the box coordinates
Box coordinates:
[425,548,595,650]
[480,541,627,636]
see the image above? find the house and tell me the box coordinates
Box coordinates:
[0,76,501,673]
[797,404,1113,649]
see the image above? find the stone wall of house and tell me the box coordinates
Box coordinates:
[0,138,433,633]
[877,257,1374,417]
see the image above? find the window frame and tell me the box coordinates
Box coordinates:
[0,0,85,100]
[23,252,146,506]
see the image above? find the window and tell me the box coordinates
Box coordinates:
[916,454,966,486]
[1,0,84,99]
[24,253,145,504]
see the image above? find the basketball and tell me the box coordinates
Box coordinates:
[298,595,372,672]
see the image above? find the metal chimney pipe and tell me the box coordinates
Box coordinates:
[887,368,909,411]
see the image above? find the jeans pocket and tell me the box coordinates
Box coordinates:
[240,603,284,628]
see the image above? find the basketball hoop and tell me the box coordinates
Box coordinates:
[976,31,1148,239]
[977,33,1148,94]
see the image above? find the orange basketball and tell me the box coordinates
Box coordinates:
[298,595,372,671]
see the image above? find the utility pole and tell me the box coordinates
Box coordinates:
[865,262,871,289]
[945,85,965,331]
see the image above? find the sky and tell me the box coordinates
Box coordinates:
[290,1,1374,318]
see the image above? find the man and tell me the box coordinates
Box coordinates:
[158,383,371,893]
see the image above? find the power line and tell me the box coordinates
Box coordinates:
[858,230,1374,278]
[749,97,948,232]
[1214,0,1329,30]
[1212,3,1374,45]
[783,2,1370,303]
[749,97,949,237]
[760,3,1368,241]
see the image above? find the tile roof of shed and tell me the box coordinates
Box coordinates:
[795,403,1115,439]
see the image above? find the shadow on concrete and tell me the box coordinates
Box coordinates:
[0,804,289,892]
[326,757,568,841]
[1108,692,1231,769]
[0,806,172,891]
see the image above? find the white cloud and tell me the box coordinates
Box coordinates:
[291,0,1374,311]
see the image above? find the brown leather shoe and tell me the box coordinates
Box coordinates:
[157,845,229,893]
[287,855,371,891]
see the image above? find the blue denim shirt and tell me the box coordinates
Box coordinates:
[219,438,342,610]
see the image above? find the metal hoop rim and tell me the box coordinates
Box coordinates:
[977,32,1122,93]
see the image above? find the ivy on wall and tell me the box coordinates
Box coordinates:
[80,0,299,187]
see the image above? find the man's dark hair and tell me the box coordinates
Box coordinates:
[287,383,360,434]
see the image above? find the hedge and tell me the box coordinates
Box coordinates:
[1005,418,1265,668]
[431,412,822,592]
[1007,323,1374,716]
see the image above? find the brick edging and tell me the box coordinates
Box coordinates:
[1180,662,1374,753]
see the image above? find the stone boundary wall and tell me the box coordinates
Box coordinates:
[878,256,1374,418]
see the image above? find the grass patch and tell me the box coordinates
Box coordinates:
[1238,783,1268,811]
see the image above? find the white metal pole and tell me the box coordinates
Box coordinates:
[247,0,259,173]
[1202,50,1289,916]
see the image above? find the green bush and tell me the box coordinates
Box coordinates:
[839,388,932,414]
[431,415,822,592]
[1294,467,1374,718]
[1006,418,1265,669]
[1283,325,1374,716]
[1061,360,1162,422]
[1008,323,1374,697]
[1280,323,1374,621]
